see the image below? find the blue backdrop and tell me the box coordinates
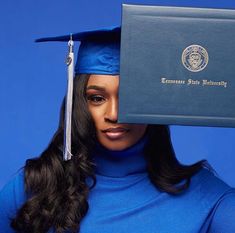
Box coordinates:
[0,0,234,189]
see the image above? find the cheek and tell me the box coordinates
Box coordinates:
[129,125,148,142]
[88,107,103,129]
[117,125,147,150]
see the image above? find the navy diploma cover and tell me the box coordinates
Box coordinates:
[119,4,235,127]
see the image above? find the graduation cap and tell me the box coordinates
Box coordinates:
[36,27,121,161]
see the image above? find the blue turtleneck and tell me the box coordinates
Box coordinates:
[0,136,235,232]
[93,135,148,178]
[79,137,235,233]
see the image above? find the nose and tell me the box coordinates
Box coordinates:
[104,97,118,123]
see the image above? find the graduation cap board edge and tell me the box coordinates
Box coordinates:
[118,4,235,128]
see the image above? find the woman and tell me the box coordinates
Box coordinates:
[0,27,235,233]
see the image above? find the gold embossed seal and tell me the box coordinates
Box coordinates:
[182,45,209,72]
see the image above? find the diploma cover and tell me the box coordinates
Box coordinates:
[119,4,235,127]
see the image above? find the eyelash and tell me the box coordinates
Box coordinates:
[87,94,106,105]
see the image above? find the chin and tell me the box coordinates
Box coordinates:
[99,139,134,151]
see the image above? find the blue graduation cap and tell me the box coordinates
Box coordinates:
[36,27,121,74]
[36,27,121,161]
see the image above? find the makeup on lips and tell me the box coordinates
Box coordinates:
[101,127,130,140]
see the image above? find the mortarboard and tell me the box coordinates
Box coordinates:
[36,27,121,161]
[36,27,121,75]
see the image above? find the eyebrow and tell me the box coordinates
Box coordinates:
[86,85,106,92]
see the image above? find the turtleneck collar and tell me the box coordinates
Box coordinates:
[92,135,148,178]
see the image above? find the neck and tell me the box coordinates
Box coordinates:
[92,135,148,178]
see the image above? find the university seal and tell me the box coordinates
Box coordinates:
[182,45,209,72]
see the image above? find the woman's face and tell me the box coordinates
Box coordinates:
[86,74,147,151]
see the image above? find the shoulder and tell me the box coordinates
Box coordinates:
[0,169,27,228]
[0,169,26,204]
[176,168,232,213]
[189,168,235,231]
[190,167,231,197]
[207,189,235,232]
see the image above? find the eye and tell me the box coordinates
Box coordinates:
[87,94,106,105]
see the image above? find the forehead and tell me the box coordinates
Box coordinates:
[87,75,119,91]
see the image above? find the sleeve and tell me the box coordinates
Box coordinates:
[208,189,235,233]
[0,170,27,232]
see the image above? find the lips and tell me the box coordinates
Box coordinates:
[102,127,129,140]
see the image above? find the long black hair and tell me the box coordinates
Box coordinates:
[11,74,206,233]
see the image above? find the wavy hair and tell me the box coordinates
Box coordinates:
[11,74,206,233]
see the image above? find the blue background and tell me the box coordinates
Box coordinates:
[0,0,234,189]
